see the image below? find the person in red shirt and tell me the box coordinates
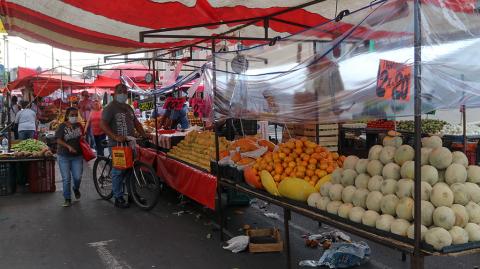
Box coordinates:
[87,101,106,156]
[79,91,95,147]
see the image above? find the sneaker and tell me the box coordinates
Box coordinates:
[74,189,81,199]
[62,199,72,207]
[114,198,129,209]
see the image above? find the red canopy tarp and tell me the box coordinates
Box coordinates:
[2,0,472,53]
[90,75,120,88]
[100,63,153,83]
[91,75,152,90]
[7,69,88,97]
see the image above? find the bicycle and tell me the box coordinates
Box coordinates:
[92,138,161,211]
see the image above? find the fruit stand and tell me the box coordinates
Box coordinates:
[0,139,56,195]
[131,0,480,268]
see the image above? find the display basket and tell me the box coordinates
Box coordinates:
[0,162,14,195]
[27,160,56,193]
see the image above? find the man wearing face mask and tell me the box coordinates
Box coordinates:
[101,84,149,208]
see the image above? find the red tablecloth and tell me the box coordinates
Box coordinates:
[137,147,217,210]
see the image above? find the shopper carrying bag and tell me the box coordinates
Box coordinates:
[55,107,84,207]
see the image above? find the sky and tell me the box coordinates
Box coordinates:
[3,36,107,75]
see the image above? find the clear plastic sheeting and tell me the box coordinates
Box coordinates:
[208,0,480,124]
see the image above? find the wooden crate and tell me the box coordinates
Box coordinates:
[246,228,283,253]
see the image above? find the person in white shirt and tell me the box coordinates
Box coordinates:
[15,101,37,140]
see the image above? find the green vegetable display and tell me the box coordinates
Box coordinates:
[396,119,448,134]
[12,139,48,152]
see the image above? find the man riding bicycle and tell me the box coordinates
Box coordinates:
[101,84,149,208]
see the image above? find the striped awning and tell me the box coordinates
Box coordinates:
[0,0,478,54]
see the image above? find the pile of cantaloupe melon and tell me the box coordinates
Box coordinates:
[307,133,480,251]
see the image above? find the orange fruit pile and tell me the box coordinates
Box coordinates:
[251,138,345,187]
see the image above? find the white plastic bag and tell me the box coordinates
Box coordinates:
[223,235,250,253]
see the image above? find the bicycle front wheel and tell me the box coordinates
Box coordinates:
[129,161,161,211]
[93,156,113,200]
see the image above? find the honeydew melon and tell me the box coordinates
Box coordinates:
[407,224,427,240]
[430,182,454,207]
[341,169,358,186]
[354,173,370,189]
[396,197,414,221]
[376,214,395,232]
[380,194,399,216]
[429,147,453,170]
[425,227,452,250]
[368,175,384,192]
[343,156,359,170]
[341,185,357,204]
[452,151,468,168]
[362,210,380,227]
[382,163,401,180]
[449,226,469,244]
[355,159,369,174]
[445,163,467,185]
[329,184,344,201]
[465,223,480,241]
[368,145,383,160]
[338,203,354,219]
[394,145,415,166]
[349,207,365,223]
[367,160,384,177]
[391,219,410,236]
[366,191,383,212]
[400,161,414,179]
[379,146,396,164]
[433,206,456,230]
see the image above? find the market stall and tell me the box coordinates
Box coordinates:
[137,0,480,268]
[5,0,476,267]
[0,139,56,195]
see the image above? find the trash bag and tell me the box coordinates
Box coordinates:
[299,241,371,268]
[223,235,250,253]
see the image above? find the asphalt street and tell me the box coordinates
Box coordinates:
[1,160,480,269]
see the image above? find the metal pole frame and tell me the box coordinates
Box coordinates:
[211,39,225,241]
[139,0,331,43]
[412,0,424,268]
[153,61,159,150]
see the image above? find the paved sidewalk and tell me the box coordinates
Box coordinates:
[1,160,480,268]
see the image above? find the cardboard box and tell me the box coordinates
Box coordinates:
[246,228,283,253]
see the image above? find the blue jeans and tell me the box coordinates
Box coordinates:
[93,134,106,157]
[58,155,83,199]
[18,130,35,140]
[112,167,126,199]
[86,126,96,148]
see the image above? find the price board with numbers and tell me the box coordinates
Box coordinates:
[138,97,154,111]
[376,59,412,102]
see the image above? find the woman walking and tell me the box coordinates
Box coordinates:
[55,107,84,207]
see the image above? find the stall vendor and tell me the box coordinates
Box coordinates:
[169,103,189,130]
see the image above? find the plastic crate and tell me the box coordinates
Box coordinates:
[0,163,15,196]
[27,160,56,193]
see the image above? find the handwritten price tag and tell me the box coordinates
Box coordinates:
[163,97,186,111]
[376,59,412,101]
[138,98,154,112]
